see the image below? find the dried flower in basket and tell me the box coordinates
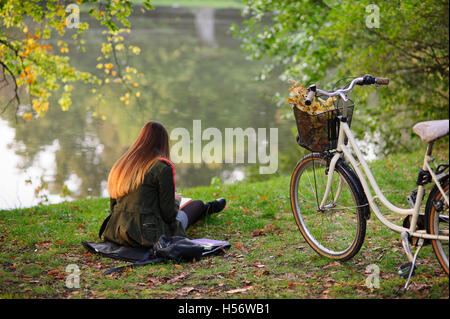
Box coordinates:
[286,80,336,115]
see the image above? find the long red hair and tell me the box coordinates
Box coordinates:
[107,121,170,199]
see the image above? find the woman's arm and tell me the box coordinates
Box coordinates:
[157,164,180,223]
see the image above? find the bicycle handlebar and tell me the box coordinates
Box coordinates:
[375,77,389,85]
[307,74,389,102]
[358,74,389,86]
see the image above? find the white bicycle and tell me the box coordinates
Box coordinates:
[289,75,449,290]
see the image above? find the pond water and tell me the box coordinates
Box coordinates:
[1,6,304,209]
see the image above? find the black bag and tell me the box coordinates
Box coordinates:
[82,235,230,275]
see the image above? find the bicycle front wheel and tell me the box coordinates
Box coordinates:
[290,153,368,260]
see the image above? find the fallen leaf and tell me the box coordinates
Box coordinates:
[175,287,196,296]
[288,281,299,288]
[167,272,188,284]
[251,229,266,237]
[146,277,162,287]
[226,286,252,294]
[47,269,65,279]
[322,262,340,269]
[264,223,276,233]
[36,241,52,249]
[9,264,18,270]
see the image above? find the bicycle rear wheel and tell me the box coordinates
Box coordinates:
[290,153,368,260]
[426,178,449,275]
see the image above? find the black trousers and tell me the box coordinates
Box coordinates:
[176,200,208,230]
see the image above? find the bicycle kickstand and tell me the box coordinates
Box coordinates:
[398,232,425,293]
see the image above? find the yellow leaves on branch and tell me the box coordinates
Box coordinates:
[94,28,143,95]
[120,92,130,105]
[19,66,36,85]
[58,86,73,112]
[1,2,149,121]
[20,37,42,58]
[101,42,112,57]
[32,99,49,113]
[115,43,124,51]
[57,40,69,53]
[125,66,137,74]
[129,45,140,55]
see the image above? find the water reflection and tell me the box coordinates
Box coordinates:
[195,8,217,47]
[0,7,299,209]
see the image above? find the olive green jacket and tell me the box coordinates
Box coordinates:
[102,160,186,248]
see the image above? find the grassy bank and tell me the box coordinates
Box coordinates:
[0,143,448,299]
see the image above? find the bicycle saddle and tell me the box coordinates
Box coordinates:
[412,119,449,143]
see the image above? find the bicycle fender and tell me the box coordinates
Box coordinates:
[336,158,371,220]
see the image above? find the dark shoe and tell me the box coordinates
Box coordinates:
[205,198,226,215]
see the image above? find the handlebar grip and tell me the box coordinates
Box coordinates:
[305,90,315,106]
[375,77,389,85]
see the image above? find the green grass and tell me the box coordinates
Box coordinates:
[0,143,448,299]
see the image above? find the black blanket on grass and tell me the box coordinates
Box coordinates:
[82,236,230,274]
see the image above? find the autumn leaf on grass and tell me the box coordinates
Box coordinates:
[167,272,189,284]
[175,287,196,297]
[9,264,18,271]
[251,229,266,237]
[47,269,65,279]
[264,223,276,234]
[146,276,163,287]
[252,269,270,276]
[36,241,52,249]
[288,281,299,288]
[226,286,252,294]
[322,262,340,269]
[234,242,244,250]
[253,260,265,268]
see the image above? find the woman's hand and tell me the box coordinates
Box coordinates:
[175,193,182,202]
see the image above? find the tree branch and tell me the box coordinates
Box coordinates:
[0,61,21,117]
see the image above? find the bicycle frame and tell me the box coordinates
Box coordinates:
[320,120,449,241]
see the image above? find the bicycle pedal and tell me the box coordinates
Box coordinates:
[398,262,417,279]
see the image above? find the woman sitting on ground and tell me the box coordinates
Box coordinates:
[102,121,226,248]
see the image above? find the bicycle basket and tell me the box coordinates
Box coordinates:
[292,95,354,152]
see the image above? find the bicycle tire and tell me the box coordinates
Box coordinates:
[425,176,449,275]
[290,153,369,261]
